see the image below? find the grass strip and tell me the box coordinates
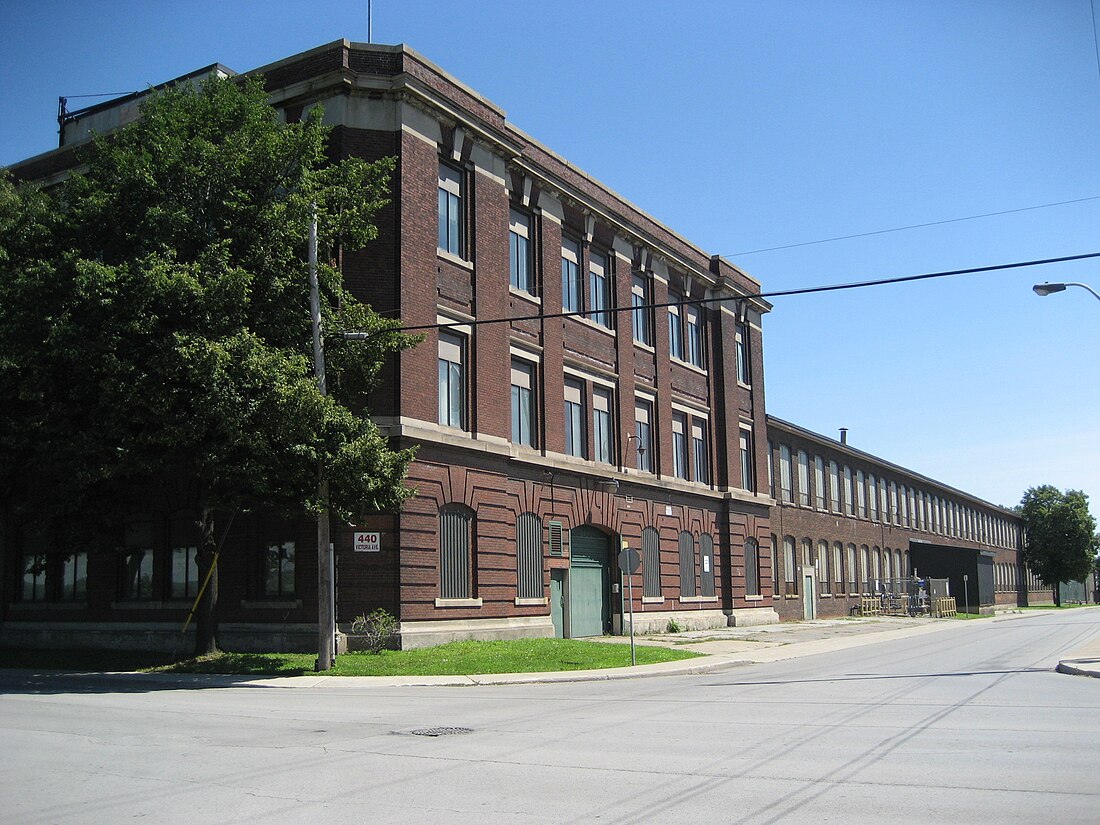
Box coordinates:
[1,638,701,678]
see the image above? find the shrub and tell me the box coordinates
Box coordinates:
[350,609,399,654]
[665,618,683,634]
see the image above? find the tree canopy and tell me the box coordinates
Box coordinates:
[0,76,415,652]
[1019,485,1098,606]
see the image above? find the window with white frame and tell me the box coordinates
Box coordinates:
[818,539,829,595]
[561,238,582,314]
[833,542,844,593]
[438,331,466,430]
[735,322,751,385]
[783,536,796,593]
[672,413,689,480]
[843,465,854,516]
[829,461,840,513]
[588,250,612,328]
[635,399,654,473]
[437,162,464,257]
[263,541,296,598]
[779,444,793,503]
[857,470,866,518]
[797,450,810,506]
[814,456,825,509]
[631,274,652,345]
[593,386,614,465]
[847,544,858,592]
[509,208,533,293]
[691,419,709,485]
[739,428,754,492]
[564,378,586,458]
[667,292,684,361]
[685,304,704,368]
[511,359,536,447]
[869,474,879,520]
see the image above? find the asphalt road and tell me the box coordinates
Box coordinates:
[2,609,1098,824]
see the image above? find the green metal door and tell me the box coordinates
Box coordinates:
[550,569,565,638]
[569,526,610,637]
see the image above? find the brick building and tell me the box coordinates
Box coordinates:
[4,41,1068,653]
[764,417,1050,620]
[3,41,780,651]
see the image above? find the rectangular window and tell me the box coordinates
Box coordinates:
[668,293,684,361]
[121,549,153,600]
[833,542,844,593]
[869,474,879,520]
[818,540,830,595]
[846,544,858,593]
[62,551,88,601]
[564,378,586,458]
[170,546,199,600]
[21,553,47,602]
[672,413,688,479]
[691,420,709,485]
[814,456,825,509]
[735,322,751,385]
[829,461,840,513]
[593,386,614,464]
[588,250,611,328]
[510,359,535,447]
[843,465,854,516]
[438,331,466,430]
[767,440,775,497]
[509,208,533,293]
[263,541,296,597]
[797,450,810,506]
[561,238,582,313]
[779,445,793,503]
[890,482,899,525]
[631,274,651,345]
[739,429,754,492]
[685,305,704,368]
[857,470,867,518]
[437,162,463,257]
[635,400,654,473]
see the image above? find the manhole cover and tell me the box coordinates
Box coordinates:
[409,726,473,737]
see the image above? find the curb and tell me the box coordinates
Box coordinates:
[1055,659,1100,679]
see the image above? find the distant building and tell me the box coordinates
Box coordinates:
[764,417,1050,619]
[1,41,1060,653]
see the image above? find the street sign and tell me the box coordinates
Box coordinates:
[618,546,641,575]
[353,532,381,552]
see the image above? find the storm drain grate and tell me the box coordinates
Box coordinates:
[409,726,473,737]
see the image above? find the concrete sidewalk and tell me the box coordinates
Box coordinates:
[8,609,1098,689]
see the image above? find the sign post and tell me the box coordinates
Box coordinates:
[618,541,641,667]
[963,574,969,617]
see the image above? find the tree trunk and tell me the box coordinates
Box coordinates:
[1053,583,1061,608]
[193,507,220,657]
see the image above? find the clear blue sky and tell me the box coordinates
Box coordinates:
[2,0,1098,521]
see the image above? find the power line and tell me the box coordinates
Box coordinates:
[726,196,1100,256]
[341,251,1100,337]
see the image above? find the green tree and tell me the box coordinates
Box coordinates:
[1019,486,1098,607]
[0,76,416,655]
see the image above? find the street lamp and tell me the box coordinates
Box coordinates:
[1032,282,1100,302]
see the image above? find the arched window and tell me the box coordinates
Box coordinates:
[439,505,475,600]
[516,512,542,599]
[642,527,661,598]
[744,537,760,596]
[818,540,830,595]
[679,531,696,598]
[783,536,797,595]
[700,534,715,597]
